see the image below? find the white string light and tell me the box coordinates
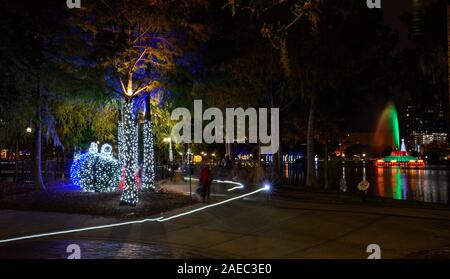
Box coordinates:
[0,186,269,244]
[71,143,121,192]
[120,101,139,206]
[183,177,245,192]
[118,120,125,166]
[141,119,155,190]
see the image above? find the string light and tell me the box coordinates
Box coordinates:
[70,153,93,187]
[118,120,125,166]
[141,119,155,190]
[71,143,121,193]
[70,143,98,187]
[183,177,245,192]
[120,101,139,206]
[0,185,269,244]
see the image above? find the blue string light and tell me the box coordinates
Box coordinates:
[71,143,121,193]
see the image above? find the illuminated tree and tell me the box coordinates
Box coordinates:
[141,95,156,190]
[74,0,208,206]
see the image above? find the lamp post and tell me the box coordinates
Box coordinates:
[187,147,192,201]
[163,137,173,163]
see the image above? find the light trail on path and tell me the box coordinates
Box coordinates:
[0,185,268,245]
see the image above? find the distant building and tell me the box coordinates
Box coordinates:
[406,94,448,151]
[404,1,449,148]
[411,0,424,38]
[410,132,447,148]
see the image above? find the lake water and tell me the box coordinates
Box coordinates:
[283,161,450,204]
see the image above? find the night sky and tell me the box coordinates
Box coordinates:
[383,0,411,49]
[353,0,415,133]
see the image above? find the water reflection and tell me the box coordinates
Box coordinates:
[283,161,449,204]
[373,166,448,204]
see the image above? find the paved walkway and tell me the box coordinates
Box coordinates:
[1,181,450,259]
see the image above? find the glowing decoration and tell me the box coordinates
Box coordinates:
[375,141,425,168]
[70,143,98,187]
[400,139,407,152]
[89,142,99,154]
[193,155,203,164]
[101,144,113,156]
[141,119,155,190]
[118,120,125,166]
[120,101,139,206]
[70,153,93,187]
[77,143,121,193]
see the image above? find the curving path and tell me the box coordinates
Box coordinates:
[1,180,450,259]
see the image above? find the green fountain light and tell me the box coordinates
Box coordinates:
[389,104,401,149]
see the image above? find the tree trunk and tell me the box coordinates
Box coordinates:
[33,119,46,191]
[32,83,46,191]
[120,99,139,206]
[117,100,124,167]
[324,134,329,190]
[306,95,316,188]
[226,143,234,163]
[14,140,19,183]
[141,95,155,190]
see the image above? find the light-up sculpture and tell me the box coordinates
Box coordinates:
[71,143,121,192]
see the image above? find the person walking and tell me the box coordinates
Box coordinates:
[199,165,213,202]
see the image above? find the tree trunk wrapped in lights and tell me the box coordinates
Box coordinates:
[118,121,125,165]
[117,101,125,167]
[73,1,187,205]
[120,100,139,206]
[141,95,155,190]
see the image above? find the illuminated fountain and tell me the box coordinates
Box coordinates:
[374,103,424,168]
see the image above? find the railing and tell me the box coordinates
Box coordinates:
[0,160,70,183]
[0,160,176,184]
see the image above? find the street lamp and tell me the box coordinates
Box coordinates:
[26,127,32,134]
[163,137,173,162]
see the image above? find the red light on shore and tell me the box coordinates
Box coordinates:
[375,160,425,168]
